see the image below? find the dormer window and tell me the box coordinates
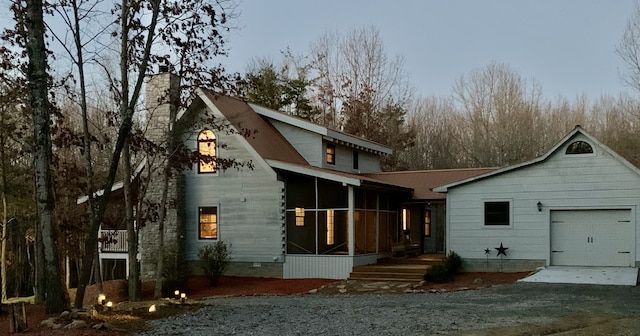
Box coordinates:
[566,141,593,155]
[353,150,359,170]
[198,129,217,173]
[326,143,335,165]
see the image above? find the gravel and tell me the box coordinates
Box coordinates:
[137,282,640,335]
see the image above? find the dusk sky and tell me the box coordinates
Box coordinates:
[221,0,637,100]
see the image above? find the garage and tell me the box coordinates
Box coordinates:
[551,210,634,267]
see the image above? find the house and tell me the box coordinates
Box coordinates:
[120,70,435,281]
[434,126,640,271]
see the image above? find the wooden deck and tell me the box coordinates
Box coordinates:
[348,254,446,282]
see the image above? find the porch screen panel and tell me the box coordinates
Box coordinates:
[318,210,348,254]
[286,211,316,254]
[354,210,366,254]
[318,180,347,208]
[365,211,377,253]
[378,212,390,252]
[285,174,315,208]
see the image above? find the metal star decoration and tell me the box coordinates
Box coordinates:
[484,248,491,255]
[495,243,508,256]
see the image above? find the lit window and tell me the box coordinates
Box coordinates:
[198,130,216,173]
[327,210,335,245]
[295,207,305,226]
[566,141,593,155]
[402,208,409,231]
[484,202,510,226]
[199,207,218,239]
[424,210,431,237]
[326,144,335,164]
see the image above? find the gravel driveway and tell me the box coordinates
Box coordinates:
[138,282,640,335]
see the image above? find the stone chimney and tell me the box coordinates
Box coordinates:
[139,68,185,282]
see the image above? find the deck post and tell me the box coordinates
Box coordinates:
[348,186,354,256]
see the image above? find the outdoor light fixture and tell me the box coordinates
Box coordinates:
[106,301,113,311]
[149,304,157,313]
[537,201,543,212]
[174,290,180,299]
[98,293,106,305]
[180,293,187,303]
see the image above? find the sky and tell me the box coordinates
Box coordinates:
[220,0,637,100]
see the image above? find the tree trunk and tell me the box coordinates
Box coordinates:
[26,0,68,313]
[123,142,139,301]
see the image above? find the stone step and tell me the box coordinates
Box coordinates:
[349,264,429,282]
[348,272,425,282]
[377,255,446,266]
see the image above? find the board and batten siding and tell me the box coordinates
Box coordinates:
[446,134,640,268]
[183,122,284,265]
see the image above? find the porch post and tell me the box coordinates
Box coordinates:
[348,186,354,256]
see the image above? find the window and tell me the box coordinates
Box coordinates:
[295,207,305,226]
[566,141,593,155]
[326,210,335,245]
[326,144,335,164]
[424,209,431,237]
[402,208,409,231]
[353,150,359,170]
[484,202,510,226]
[199,207,218,239]
[198,130,217,173]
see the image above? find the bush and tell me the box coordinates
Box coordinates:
[423,250,463,283]
[198,241,231,286]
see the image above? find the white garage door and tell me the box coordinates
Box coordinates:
[550,210,634,267]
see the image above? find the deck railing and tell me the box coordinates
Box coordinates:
[99,229,128,253]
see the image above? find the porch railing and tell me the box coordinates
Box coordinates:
[99,229,128,253]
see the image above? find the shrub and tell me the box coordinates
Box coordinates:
[198,241,231,286]
[423,250,463,283]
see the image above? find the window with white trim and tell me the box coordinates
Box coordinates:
[199,207,218,239]
[484,201,510,226]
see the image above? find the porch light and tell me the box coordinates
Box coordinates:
[98,293,106,305]
[537,201,543,212]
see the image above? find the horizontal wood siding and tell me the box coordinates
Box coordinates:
[358,152,382,173]
[269,119,323,166]
[447,135,640,266]
[283,255,354,279]
[184,121,284,264]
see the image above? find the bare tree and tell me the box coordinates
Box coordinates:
[25,0,68,313]
[617,2,640,93]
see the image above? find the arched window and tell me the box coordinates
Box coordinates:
[198,129,217,173]
[565,141,593,155]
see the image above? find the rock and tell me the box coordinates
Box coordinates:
[40,317,60,328]
[59,311,70,318]
[64,319,88,329]
[429,289,438,293]
[338,289,347,293]
[52,323,63,330]
[307,289,318,294]
[473,278,484,285]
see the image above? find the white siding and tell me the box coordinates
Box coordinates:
[184,118,284,264]
[447,134,640,267]
[283,254,381,279]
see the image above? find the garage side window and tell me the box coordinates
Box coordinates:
[484,202,510,226]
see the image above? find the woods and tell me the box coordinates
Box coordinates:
[1,0,640,313]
